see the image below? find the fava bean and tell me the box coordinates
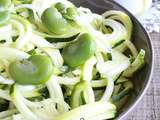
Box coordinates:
[9,55,53,85]
[67,7,78,17]
[0,11,10,26]
[41,7,71,35]
[54,2,66,13]
[0,0,11,10]
[62,33,96,67]
[63,7,78,20]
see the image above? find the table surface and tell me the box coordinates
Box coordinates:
[125,33,160,120]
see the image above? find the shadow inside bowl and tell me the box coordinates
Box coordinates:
[69,0,153,119]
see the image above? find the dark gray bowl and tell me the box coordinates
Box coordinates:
[70,0,154,119]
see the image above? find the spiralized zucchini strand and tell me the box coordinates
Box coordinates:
[0,0,146,120]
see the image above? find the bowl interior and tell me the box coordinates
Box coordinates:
[69,0,153,119]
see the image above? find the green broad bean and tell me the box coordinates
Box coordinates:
[66,7,78,17]
[0,0,11,25]
[0,0,11,10]
[54,2,66,13]
[9,55,53,85]
[0,11,10,26]
[62,33,96,67]
[41,7,71,35]
[62,7,78,20]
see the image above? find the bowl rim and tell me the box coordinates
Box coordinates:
[101,0,154,119]
[71,0,154,118]
[76,0,154,118]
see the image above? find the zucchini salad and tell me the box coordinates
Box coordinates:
[0,0,145,120]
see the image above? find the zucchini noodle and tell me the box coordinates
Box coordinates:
[0,89,11,101]
[0,109,18,119]
[0,24,13,44]
[0,0,146,120]
[102,10,139,58]
[100,77,114,101]
[11,15,32,49]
